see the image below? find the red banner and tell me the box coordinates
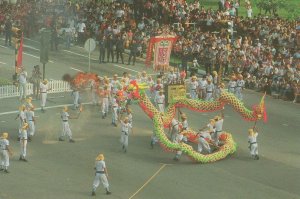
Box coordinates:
[145,36,177,71]
[16,33,23,72]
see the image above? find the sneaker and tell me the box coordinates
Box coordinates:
[173,157,179,161]
[114,123,118,127]
[69,139,75,143]
[59,137,65,141]
[4,169,9,173]
[0,168,4,171]
[22,158,28,162]
[19,156,23,161]
[91,191,96,196]
[106,191,111,195]
[255,155,259,160]
[102,115,105,119]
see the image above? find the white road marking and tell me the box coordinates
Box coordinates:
[23,52,54,63]
[282,124,288,126]
[0,61,7,65]
[114,64,139,73]
[0,44,8,48]
[24,37,40,44]
[1,120,7,123]
[24,44,39,51]
[63,50,98,61]
[70,67,83,72]
[0,102,91,116]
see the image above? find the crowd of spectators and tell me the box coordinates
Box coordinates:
[0,0,299,102]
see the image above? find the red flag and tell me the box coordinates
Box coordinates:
[17,33,23,68]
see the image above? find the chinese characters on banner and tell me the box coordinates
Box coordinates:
[145,35,177,71]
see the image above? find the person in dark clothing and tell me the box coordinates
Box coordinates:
[4,18,12,46]
[127,40,139,66]
[99,35,106,63]
[115,35,125,64]
[51,26,59,51]
[106,35,114,63]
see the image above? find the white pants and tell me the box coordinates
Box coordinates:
[120,133,128,149]
[20,139,27,158]
[92,173,109,191]
[250,143,258,156]
[112,107,118,123]
[102,98,109,115]
[235,87,243,100]
[19,120,25,138]
[197,138,211,153]
[28,121,35,136]
[205,92,213,101]
[61,122,72,139]
[0,150,9,169]
[171,128,179,142]
[157,103,164,113]
[41,92,47,107]
[228,88,235,93]
[213,131,221,146]
[190,89,197,99]
[73,91,79,108]
[19,83,27,99]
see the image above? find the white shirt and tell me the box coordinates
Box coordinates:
[228,81,237,89]
[40,83,49,93]
[18,71,27,84]
[198,79,207,89]
[121,121,132,133]
[19,111,26,122]
[26,110,34,121]
[236,80,245,88]
[95,160,106,172]
[199,131,211,140]
[61,111,69,121]
[206,83,214,92]
[77,22,86,33]
[248,132,258,143]
[215,119,224,132]
[190,81,199,90]
[0,138,9,150]
[155,94,165,104]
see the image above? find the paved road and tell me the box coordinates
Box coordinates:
[0,36,300,199]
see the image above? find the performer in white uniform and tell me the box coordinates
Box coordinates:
[197,130,213,154]
[16,105,26,140]
[155,90,165,113]
[91,154,111,196]
[19,123,29,162]
[72,86,80,109]
[59,106,76,143]
[111,97,119,127]
[189,76,199,99]
[40,79,51,112]
[26,107,35,140]
[248,128,259,160]
[173,133,184,161]
[198,76,207,100]
[120,117,132,153]
[101,86,110,119]
[0,132,12,173]
[228,75,237,93]
[205,78,215,101]
[214,109,224,146]
[235,74,245,100]
[170,118,180,142]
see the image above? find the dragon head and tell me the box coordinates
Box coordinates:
[126,80,149,100]
[252,93,267,122]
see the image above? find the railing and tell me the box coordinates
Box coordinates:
[0,80,72,99]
